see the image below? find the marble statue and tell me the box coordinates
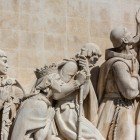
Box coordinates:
[97,11,140,139]
[11,43,105,140]
[2,6,140,140]
[54,43,104,140]
[11,64,61,140]
[0,49,25,140]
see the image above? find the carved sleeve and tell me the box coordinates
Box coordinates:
[112,61,139,99]
[51,79,79,100]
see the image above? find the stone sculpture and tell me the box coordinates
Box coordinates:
[11,43,105,140]
[2,6,140,140]
[134,8,140,140]
[11,64,61,140]
[54,43,104,140]
[97,24,140,139]
[0,49,24,140]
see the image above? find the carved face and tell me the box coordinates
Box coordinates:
[110,27,134,48]
[79,43,101,66]
[123,28,133,44]
[59,62,78,83]
[0,56,8,75]
[80,49,100,65]
[88,54,99,65]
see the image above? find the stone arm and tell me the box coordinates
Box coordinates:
[51,79,79,100]
[112,61,139,99]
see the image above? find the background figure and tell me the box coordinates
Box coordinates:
[0,49,24,140]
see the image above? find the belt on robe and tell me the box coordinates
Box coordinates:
[104,92,135,107]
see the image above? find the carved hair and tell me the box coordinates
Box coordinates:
[76,43,102,58]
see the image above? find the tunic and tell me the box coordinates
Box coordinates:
[97,49,140,140]
[54,60,104,140]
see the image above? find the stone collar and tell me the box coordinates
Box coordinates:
[105,48,136,60]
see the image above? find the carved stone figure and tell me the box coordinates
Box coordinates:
[54,43,104,140]
[0,49,24,140]
[97,26,140,140]
[11,64,61,140]
[11,43,105,140]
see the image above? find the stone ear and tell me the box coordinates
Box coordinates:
[122,37,129,43]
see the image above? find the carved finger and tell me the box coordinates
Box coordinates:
[79,58,86,61]
[79,63,86,67]
[79,55,87,60]
[79,61,86,65]
[79,65,86,68]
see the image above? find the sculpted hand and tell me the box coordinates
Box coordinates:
[75,71,87,86]
[136,8,140,24]
[78,55,90,76]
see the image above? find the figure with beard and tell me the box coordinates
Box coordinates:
[97,25,140,140]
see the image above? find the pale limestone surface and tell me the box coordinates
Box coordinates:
[0,0,138,92]
[0,1,140,140]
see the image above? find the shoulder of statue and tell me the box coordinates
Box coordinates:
[112,60,131,72]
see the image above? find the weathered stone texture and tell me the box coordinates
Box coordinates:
[0,0,139,91]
